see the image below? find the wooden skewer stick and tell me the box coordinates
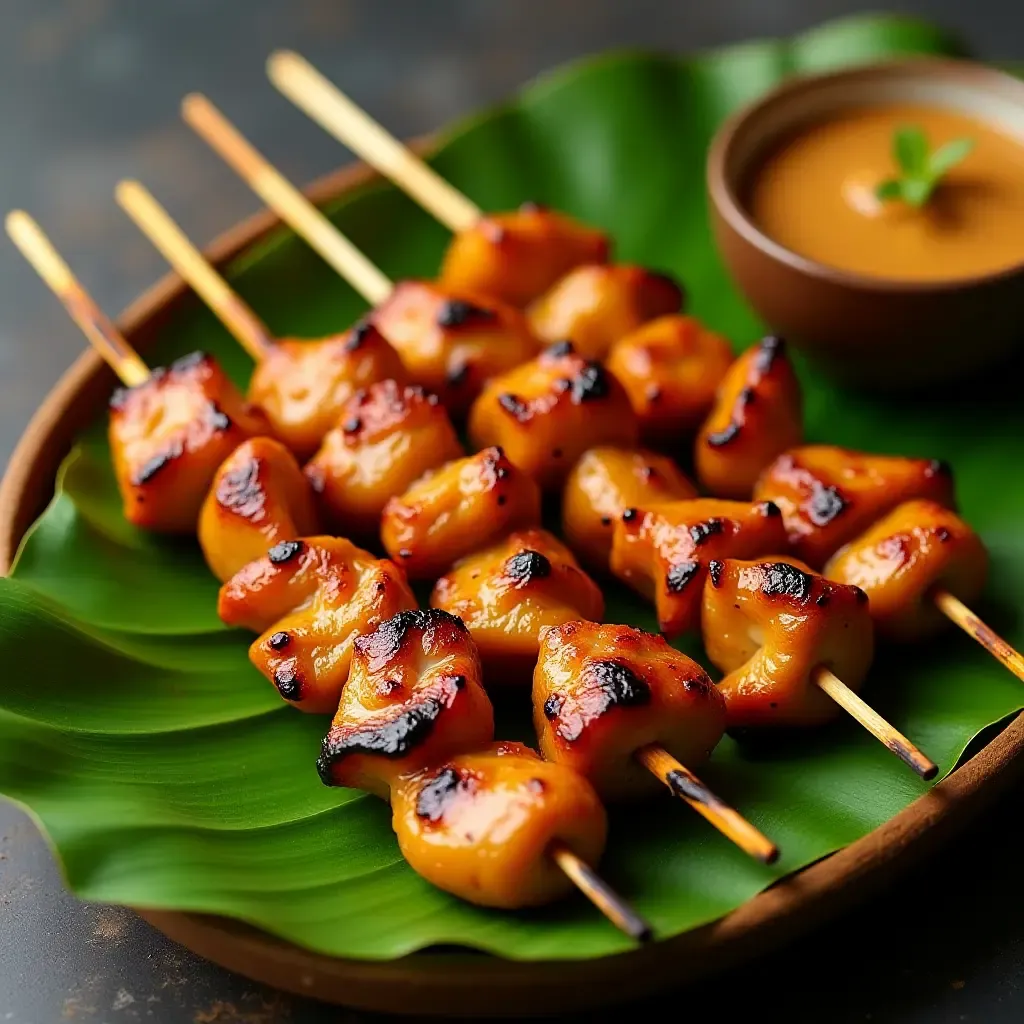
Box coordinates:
[5,210,149,388]
[115,180,274,363]
[635,744,779,865]
[548,840,652,941]
[182,93,393,306]
[267,51,480,234]
[813,666,938,780]
[933,588,1024,684]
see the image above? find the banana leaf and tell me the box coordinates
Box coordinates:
[2,14,1022,961]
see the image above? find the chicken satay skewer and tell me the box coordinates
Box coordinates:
[931,590,1024,682]
[6,210,149,386]
[183,95,542,416]
[115,181,274,363]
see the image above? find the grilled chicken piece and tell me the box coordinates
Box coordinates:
[562,446,696,572]
[391,741,607,908]
[381,446,541,580]
[218,536,416,715]
[527,264,684,360]
[247,321,406,460]
[825,500,988,642]
[753,446,956,569]
[305,380,464,541]
[198,437,319,582]
[317,609,494,799]
[467,342,638,490]
[606,315,734,447]
[109,351,267,533]
[438,202,610,308]
[534,622,725,800]
[703,558,874,729]
[611,498,787,636]
[369,280,541,416]
[695,336,802,500]
[431,529,604,686]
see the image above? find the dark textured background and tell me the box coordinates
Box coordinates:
[1,1,1023,1020]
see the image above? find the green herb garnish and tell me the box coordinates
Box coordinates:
[875,124,974,207]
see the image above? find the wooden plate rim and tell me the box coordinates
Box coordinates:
[1,157,1022,1018]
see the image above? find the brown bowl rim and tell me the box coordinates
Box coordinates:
[2,154,1023,1017]
[707,56,1024,294]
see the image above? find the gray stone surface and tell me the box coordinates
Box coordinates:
[1,1,1023,1020]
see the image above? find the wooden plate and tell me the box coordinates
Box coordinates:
[2,160,1022,1018]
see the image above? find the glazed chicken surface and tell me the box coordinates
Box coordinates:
[305,380,464,541]
[467,342,638,490]
[702,557,874,729]
[610,498,787,636]
[218,536,416,715]
[247,321,406,459]
[369,280,541,416]
[527,263,684,360]
[109,351,267,533]
[695,336,803,500]
[431,528,604,687]
[391,740,607,909]
[317,609,494,799]
[562,446,697,573]
[753,446,956,569]
[606,315,734,447]
[825,499,988,642]
[381,446,542,580]
[438,202,610,308]
[198,437,319,583]
[533,621,725,800]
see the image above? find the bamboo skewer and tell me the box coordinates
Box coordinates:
[635,744,779,864]
[182,93,392,306]
[5,211,150,387]
[267,51,480,234]
[813,666,938,780]
[115,181,274,363]
[548,841,652,941]
[933,588,1024,683]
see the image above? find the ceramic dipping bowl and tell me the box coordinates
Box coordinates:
[707,59,1024,389]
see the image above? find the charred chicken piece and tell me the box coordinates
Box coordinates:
[218,536,417,715]
[754,446,956,569]
[305,380,464,541]
[703,558,874,729]
[467,342,638,490]
[533,622,725,801]
[431,528,604,686]
[247,321,406,460]
[438,202,610,308]
[695,336,802,500]
[562,446,697,573]
[381,446,541,580]
[109,351,267,533]
[527,264,684,360]
[825,500,988,643]
[369,280,541,416]
[611,498,787,636]
[317,609,493,799]
[391,741,607,909]
[606,315,734,447]
[199,437,319,582]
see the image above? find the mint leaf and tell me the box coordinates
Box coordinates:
[928,137,974,178]
[875,179,904,202]
[894,126,928,175]
[902,178,932,207]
